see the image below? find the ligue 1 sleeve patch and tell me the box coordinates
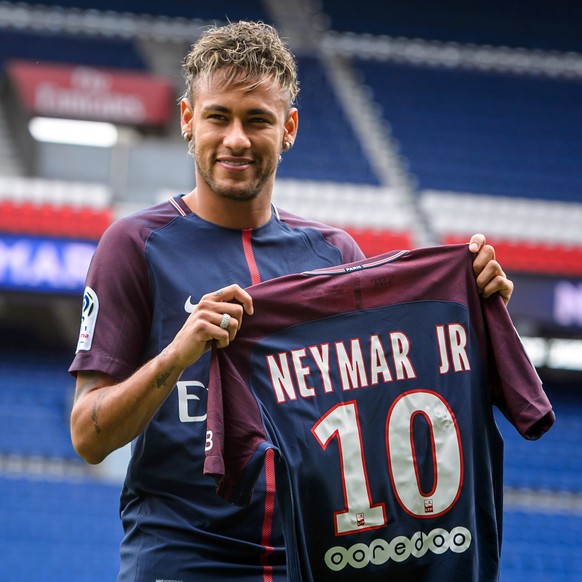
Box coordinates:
[76,286,99,353]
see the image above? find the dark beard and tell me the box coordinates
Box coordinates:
[195,157,277,202]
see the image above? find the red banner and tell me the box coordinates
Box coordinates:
[8,60,174,126]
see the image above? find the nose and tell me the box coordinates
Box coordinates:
[223,119,251,151]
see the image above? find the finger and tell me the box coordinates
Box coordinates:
[198,314,235,352]
[480,275,514,305]
[215,311,242,333]
[233,286,254,316]
[472,244,496,276]
[468,233,486,254]
[217,312,232,330]
[475,259,503,291]
[475,258,514,302]
[208,284,254,316]
[211,311,242,348]
[197,287,250,323]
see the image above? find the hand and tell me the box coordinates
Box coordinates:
[168,284,254,368]
[468,234,514,305]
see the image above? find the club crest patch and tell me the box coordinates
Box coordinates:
[76,286,99,352]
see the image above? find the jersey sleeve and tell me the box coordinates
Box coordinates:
[483,294,555,439]
[319,224,365,263]
[276,207,366,264]
[68,216,152,380]
[205,348,277,506]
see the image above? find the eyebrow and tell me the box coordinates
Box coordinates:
[202,104,275,117]
[203,105,229,113]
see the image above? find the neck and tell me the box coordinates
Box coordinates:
[182,188,273,229]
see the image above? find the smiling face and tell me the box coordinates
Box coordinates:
[182,70,298,207]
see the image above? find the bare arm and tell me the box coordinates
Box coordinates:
[70,284,254,464]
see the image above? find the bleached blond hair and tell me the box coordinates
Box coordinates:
[182,20,299,109]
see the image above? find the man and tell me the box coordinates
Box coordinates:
[69,21,513,581]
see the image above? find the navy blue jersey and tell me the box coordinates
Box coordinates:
[205,244,555,582]
[69,194,364,581]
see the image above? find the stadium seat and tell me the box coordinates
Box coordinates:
[501,510,582,581]
[276,57,381,185]
[0,475,122,580]
[0,350,79,460]
[496,390,582,493]
[321,0,582,52]
[0,29,147,71]
[12,0,270,21]
[353,61,582,204]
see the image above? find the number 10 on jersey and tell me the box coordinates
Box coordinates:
[311,389,463,536]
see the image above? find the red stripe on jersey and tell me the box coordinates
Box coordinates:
[260,448,276,582]
[169,196,187,216]
[242,229,261,285]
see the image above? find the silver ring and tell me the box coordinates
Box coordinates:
[219,313,231,330]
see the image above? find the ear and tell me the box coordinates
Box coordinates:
[283,107,299,147]
[180,98,193,135]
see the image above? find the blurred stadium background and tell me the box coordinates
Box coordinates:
[0,1,581,579]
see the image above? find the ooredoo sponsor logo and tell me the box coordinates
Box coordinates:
[324,526,472,571]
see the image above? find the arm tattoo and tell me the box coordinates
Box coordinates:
[154,366,176,390]
[91,390,107,434]
[74,372,110,435]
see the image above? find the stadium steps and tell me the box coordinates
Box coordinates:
[0,105,26,177]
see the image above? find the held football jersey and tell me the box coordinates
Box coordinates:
[205,244,555,582]
[69,194,364,581]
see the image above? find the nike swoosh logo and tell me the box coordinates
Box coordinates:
[184,295,196,313]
